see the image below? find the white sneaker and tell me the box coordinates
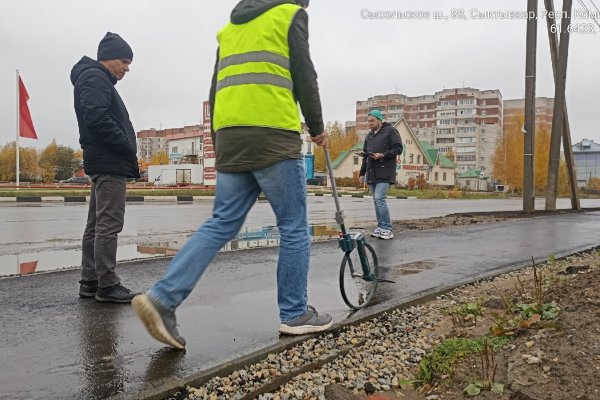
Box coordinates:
[379,229,394,240]
[371,227,382,238]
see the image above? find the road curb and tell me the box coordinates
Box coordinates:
[0,196,221,203]
[3,194,402,203]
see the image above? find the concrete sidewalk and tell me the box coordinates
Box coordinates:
[1,212,599,399]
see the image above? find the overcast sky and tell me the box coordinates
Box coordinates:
[0,0,598,149]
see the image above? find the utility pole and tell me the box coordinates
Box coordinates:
[523,0,538,213]
[544,0,579,210]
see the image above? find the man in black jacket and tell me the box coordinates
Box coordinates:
[359,110,403,240]
[70,32,140,303]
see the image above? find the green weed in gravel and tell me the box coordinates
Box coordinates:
[416,336,510,383]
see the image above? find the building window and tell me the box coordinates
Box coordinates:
[171,146,178,154]
[417,155,421,164]
[437,110,455,117]
[354,156,359,165]
[410,154,414,163]
[438,100,455,107]
[435,172,439,181]
[443,172,447,181]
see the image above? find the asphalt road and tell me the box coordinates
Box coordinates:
[1,211,599,399]
[2,197,600,276]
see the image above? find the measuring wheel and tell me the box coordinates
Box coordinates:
[339,240,379,309]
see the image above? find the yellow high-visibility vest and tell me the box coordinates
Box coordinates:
[213,4,302,133]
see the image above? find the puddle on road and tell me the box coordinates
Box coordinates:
[1,224,341,277]
[0,245,159,278]
[381,259,437,278]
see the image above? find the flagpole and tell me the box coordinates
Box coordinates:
[16,69,20,190]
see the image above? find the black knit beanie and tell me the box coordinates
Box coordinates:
[97,32,133,61]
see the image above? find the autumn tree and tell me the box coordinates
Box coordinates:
[416,173,428,190]
[0,142,16,181]
[407,176,416,190]
[150,151,170,165]
[39,140,58,182]
[20,147,41,181]
[557,160,570,196]
[0,142,40,182]
[314,121,359,172]
[588,177,600,190]
[444,149,455,162]
[492,112,554,192]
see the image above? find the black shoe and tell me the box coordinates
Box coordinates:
[79,280,98,298]
[95,283,138,303]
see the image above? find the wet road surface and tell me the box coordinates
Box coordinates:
[1,212,599,399]
[2,197,600,276]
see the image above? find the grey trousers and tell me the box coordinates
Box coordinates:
[80,174,127,288]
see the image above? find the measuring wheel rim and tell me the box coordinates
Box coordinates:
[339,242,379,309]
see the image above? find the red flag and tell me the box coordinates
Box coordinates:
[19,76,38,139]
[19,260,38,275]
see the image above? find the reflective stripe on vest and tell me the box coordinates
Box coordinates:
[212,4,301,132]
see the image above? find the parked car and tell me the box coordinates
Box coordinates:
[59,176,91,185]
[307,175,327,186]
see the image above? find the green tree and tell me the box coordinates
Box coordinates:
[55,145,81,180]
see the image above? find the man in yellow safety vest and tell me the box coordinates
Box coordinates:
[133,0,331,349]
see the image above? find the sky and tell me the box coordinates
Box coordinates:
[0,0,599,150]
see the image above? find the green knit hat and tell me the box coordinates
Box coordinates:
[368,109,383,121]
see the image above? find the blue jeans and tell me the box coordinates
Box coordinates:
[148,159,309,322]
[369,182,392,230]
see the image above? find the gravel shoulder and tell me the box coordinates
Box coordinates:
[161,211,600,400]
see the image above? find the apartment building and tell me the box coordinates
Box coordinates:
[503,97,554,131]
[136,129,168,162]
[356,88,502,175]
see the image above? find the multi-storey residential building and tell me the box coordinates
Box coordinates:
[356,88,502,175]
[572,139,600,187]
[136,129,168,162]
[503,97,554,132]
